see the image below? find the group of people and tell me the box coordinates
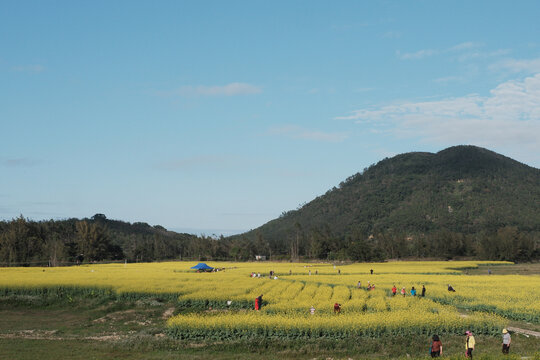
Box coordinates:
[249,271,278,279]
[391,284,426,297]
[430,329,511,358]
[356,280,377,290]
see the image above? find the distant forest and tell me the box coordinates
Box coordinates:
[1,146,539,266]
[0,213,537,266]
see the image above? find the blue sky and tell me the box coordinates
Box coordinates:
[1,1,539,235]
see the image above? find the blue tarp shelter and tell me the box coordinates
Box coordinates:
[190,263,214,271]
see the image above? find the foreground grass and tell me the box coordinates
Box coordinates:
[0,297,539,360]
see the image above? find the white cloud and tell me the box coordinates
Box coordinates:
[11,64,45,73]
[397,42,508,62]
[335,74,540,163]
[382,31,401,39]
[269,125,348,143]
[159,82,262,97]
[1,158,39,167]
[396,49,437,60]
[448,42,479,51]
[433,76,465,83]
[490,57,540,73]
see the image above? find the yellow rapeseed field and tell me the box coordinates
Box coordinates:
[1,260,536,339]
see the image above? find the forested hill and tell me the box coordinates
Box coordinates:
[231,146,540,261]
[1,146,539,265]
[0,214,214,266]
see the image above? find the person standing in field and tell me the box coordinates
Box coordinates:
[430,334,442,357]
[401,287,406,297]
[370,268,373,275]
[465,331,475,358]
[333,302,341,314]
[410,286,417,296]
[392,285,397,296]
[310,306,315,315]
[502,328,511,354]
[421,285,426,297]
[255,294,263,310]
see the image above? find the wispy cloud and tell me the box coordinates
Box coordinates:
[335,74,540,162]
[490,57,540,74]
[11,64,45,73]
[397,42,507,62]
[381,31,401,39]
[1,158,39,168]
[455,49,510,62]
[158,82,262,97]
[269,125,348,143]
[448,42,478,51]
[433,76,466,83]
[396,49,437,60]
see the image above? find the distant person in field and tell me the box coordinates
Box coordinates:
[401,287,406,297]
[333,302,341,314]
[370,268,374,275]
[421,285,426,297]
[310,306,315,315]
[255,294,263,310]
[357,281,362,289]
[465,331,475,359]
[410,286,417,296]
[430,334,443,357]
[502,328,511,354]
[448,284,456,292]
[392,285,397,296]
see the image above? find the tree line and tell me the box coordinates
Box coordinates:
[0,214,537,266]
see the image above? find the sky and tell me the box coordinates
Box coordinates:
[1,1,539,236]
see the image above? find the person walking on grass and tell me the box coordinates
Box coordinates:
[465,330,475,359]
[392,285,397,296]
[421,285,426,297]
[410,286,417,296]
[401,287,406,297]
[502,328,511,354]
[430,334,442,357]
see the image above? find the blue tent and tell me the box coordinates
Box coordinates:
[190,263,214,271]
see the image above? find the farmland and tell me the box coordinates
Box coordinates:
[1,261,539,359]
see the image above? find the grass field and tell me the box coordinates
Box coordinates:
[1,261,539,359]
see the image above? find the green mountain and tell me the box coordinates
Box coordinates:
[2,146,538,265]
[232,146,539,260]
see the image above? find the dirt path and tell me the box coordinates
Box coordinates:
[507,326,540,338]
[0,330,129,341]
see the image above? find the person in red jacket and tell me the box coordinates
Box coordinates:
[392,285,397,296]
[333,302,341,314]
[430,334,443,357]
